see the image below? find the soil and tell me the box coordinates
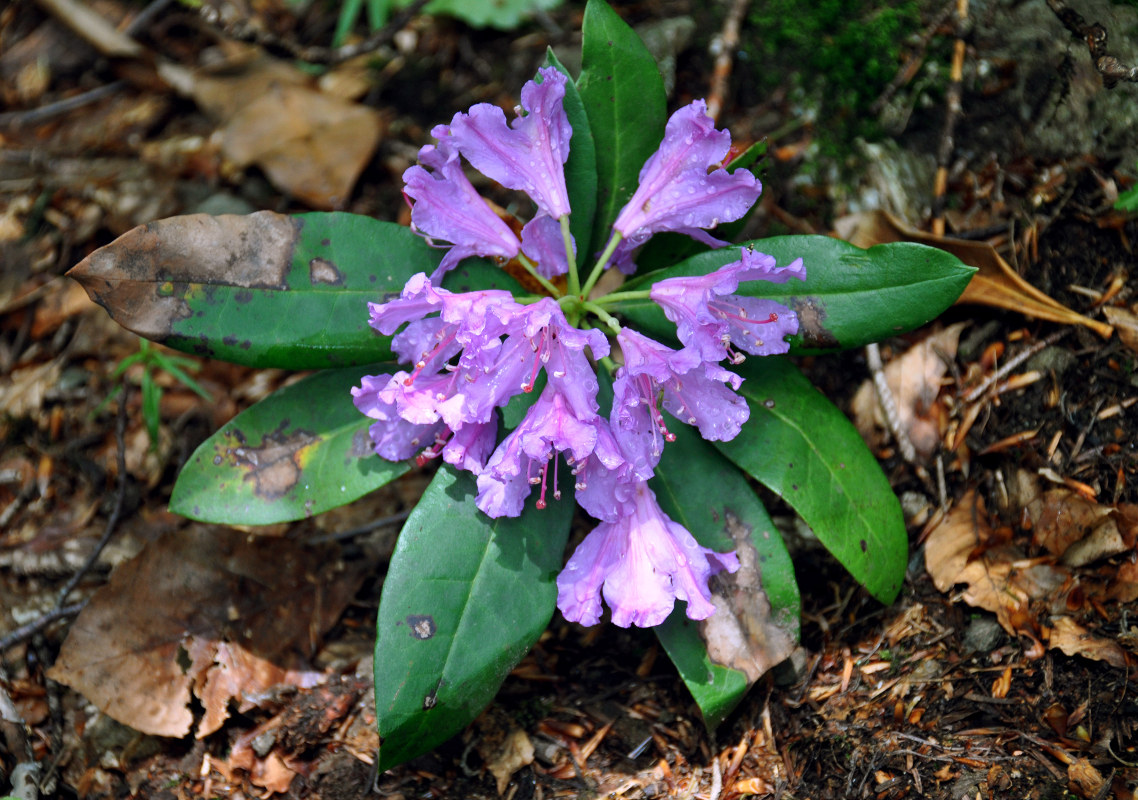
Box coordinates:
[3,0,1138,798]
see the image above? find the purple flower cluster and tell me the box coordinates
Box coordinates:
[354,66,805,629]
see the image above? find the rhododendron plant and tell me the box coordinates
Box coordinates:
[71,0,975,773]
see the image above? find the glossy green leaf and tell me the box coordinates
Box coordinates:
[652,423,799,729]
[374,465,573,771]
[577,0,666,256]
[655,613,749,729]
[169,365,408,524]
[545,48,597,260]
[68,212,522,370]
[717,358,907,604]
[613,236,977,353]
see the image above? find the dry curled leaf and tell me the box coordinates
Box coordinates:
[924,490,1066,637]
[47,525,366,737]
[1048,616,1129,669]
[852,323,965,460]
[835,209,1112,338]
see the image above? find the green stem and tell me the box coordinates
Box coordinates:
[592,289,652,306]
[580,230,623,300]
[580,301,622,334]
[561,216,580,298]
[517,254,561,298]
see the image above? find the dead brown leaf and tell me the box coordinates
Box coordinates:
[1048,616,1129,669]
[1067,757,1107,800]
[851,323,965,460]
[221,82,381,209]
[484,728,535,795]
[47,525,367,737]
[1103,305,1138,354]
[158,49,381,209]
[924,490,1067,637]
[699,511,797,683]
[835,210,1113,339]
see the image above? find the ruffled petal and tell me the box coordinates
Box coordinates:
[611,101,760,258]
[520,214,574,278]
[446,67,572,220]
[402,140,520,281]
[556,483,739,628]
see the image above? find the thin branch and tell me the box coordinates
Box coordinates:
[0,82,128,129]
[705,0,751,123]
[0,603,87,654]
[1047,0,1138,88]
[870,1,956,116]
[865,342,917,463]
[930,0,969,237]
[55,385,130,607]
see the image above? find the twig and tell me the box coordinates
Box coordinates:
[961,330,1069,403]
[865,342,917,463]
[930,0,969,237]
[870,1,956,116]
[306,510,412,544]
[705,0,751,123]
[34,0,143,58]
[1047,0,1138,88]
[198,0,432,65]
[0,602,87,654]
[0,82,128,129]
[55,385,130,607]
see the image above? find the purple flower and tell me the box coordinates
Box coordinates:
[572,422,638,523]
[556,482,739,628]
[402,138,522,281]
[611,101,760,260]
[520,214,574,278]
[650,248,805,363]
[614,329,749,449]
[475,387,610,518]
[446,67,572,220]
[351,373,446,462]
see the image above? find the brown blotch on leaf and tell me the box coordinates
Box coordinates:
[67,212,300,342]
[309,257,345,286]
[406,615,436,640]
[789,296,840,350]
[215,422,319,500]
[699,510,797,683]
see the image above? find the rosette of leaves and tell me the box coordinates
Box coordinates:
[69,0,974,772]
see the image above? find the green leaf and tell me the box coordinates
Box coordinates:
[141,369,161,446]
[614,236,977,353]
[545,48,597,259]
[388,0,561,29]
[68,212,523,370]
[374,465,573,771]
[652,423,799,728]
[577,0,667,257]
[655,612,749,730]
[716,358,907,604]
[169,365,408,524]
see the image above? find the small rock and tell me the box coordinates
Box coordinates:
[962,615,1004,654]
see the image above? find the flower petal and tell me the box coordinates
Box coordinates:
[446,67,572,219]
[402,139,520,280]
[520,214,574,278]
[557,483,739,628]
[611,100,760,255]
